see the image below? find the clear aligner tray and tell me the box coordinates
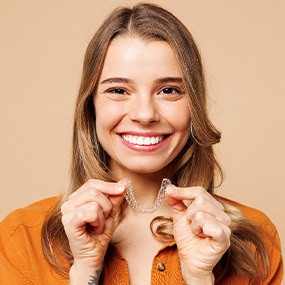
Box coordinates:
[124,178,171,214]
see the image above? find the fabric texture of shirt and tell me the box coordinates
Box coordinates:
[0,196,283,284]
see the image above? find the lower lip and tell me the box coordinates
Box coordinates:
[119,135,170,152]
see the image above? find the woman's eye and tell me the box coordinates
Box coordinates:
[157,86,185,101]
[108,88,128,95]
[158,87,184,100]
[161,87,181,94]
[104,87,129,101]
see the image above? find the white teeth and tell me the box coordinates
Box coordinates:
[122,135,164,146]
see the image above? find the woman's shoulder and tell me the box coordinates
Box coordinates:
[0,197,68,283]
[216,195,278,234]
[0,196,60,237]
[216,195,283,283]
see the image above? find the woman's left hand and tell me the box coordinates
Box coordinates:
[166,185,231,284]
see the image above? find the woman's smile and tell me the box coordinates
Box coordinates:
[121,134,165,146]
[119,132,171,152]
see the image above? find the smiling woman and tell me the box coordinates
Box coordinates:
[0,3,282,285]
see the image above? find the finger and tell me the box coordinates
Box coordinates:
[68,179,125,200]
[165,191,187,214]
[186,196,231,226]
[61,188,113,219]
[191,211,231,244]
[63,202,106,237]
[108,194,125,218]
[166,185,224,211]
[90,206,105,235]
[63,180,126,218]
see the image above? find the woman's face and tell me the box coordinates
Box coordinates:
[94,36,191,178]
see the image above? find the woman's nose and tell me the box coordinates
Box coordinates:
[128,95,160,125]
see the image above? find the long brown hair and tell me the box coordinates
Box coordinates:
[42,3,269,282]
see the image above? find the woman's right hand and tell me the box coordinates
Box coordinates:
[61,179,125,284]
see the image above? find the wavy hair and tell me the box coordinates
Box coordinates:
[42,3,269,282]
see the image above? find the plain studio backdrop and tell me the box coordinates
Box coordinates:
[1,0,284,276]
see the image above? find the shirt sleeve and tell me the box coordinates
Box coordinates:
[0,198,68,285]
[0,221,35,285]
[263,229,283,284]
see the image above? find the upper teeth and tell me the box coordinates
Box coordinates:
[122,135,164,145]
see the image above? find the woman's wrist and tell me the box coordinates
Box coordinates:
[183,273,215,285]
[179,255,215,285]
[69,261,103,285]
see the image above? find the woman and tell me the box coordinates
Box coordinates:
[0,3,282,284]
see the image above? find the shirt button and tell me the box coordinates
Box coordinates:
[157,262,165,272]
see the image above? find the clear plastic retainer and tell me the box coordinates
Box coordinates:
[123,178,171,214]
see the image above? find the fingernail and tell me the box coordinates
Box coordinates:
[115,184,125,193]
[166,186,175,195]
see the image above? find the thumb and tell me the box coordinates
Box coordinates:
[109,181,126,218]
[166,185,187,214]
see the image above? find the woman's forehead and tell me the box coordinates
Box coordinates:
[99,36,182,81]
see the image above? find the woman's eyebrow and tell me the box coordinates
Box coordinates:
[100,77,134,84]
[100,77,183,85]
[154,77,183,84]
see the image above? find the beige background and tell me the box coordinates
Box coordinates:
[1,0,284,273]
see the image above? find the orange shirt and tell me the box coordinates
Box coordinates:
[0,196,283,284]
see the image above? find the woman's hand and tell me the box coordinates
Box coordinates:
[166,185,231,284]
[61,179,125,284]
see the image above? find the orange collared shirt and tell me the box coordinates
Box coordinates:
[0,196,283,284]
